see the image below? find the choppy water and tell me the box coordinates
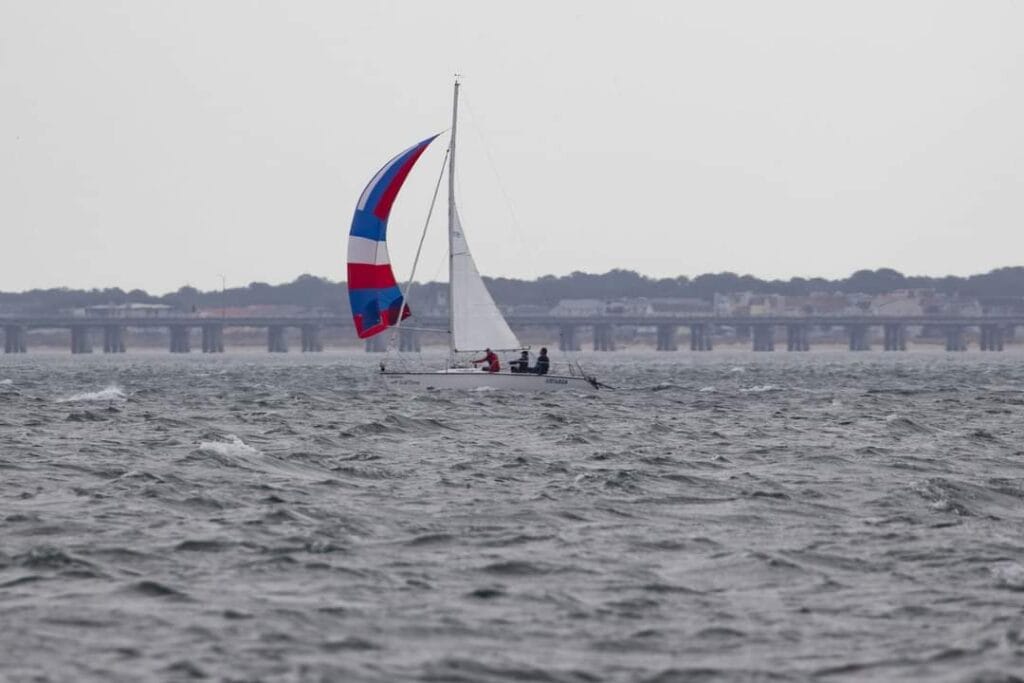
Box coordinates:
[3,350,1024,682]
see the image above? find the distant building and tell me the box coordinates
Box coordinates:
[505,304,552,316]
[204,304,308,318]
[549,299,608,317]
[919,293,983,316]
[604,298,654,316]
[78,303,175,318]
[649,297,712,314]
[549,298,655,317]
[714,292,750,316]
[748,294,786,316]
[783,292,861,316]
[870,290,927,316]
[980,296,1024,315]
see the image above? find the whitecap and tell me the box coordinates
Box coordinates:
[0,379,12,385]
[59,386,126,403]
[741,384,778,393]
[729,366,746,373]
[198,434,260,458]
[992,562,1024,591]
[698,386,716,392]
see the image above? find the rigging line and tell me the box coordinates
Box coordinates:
[426,249,448,285]
[394,147,450,337]
[461,90,527,255]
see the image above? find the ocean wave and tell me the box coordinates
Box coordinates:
[741,384,778,393]
[885,413,937,434]
[196,434,260,459]
[58,385,126,403]
[992,562,1024,591]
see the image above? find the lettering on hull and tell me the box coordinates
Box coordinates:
[381,373,594,391]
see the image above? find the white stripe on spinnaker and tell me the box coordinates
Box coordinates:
[347,235,391,265]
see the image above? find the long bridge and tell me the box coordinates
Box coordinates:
[2,313,1022,354]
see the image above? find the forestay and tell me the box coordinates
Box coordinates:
[450,206,521,352]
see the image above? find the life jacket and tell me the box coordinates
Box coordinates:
[486,351,500,372]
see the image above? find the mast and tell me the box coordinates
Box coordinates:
[447,77,459,354]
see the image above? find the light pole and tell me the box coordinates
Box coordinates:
[218,274,226,320]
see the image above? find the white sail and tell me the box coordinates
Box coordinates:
[450,206,521,351]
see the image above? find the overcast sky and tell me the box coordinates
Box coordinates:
[2,1,1022,294]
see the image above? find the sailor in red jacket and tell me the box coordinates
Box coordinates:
[472,348,500,373]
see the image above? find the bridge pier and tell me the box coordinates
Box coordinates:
[558,325,580,352]
[656,324,677,351]
[945,327,967,352]
[267,325,288,353]
[201,324,225,353]
[70,325,93,354]
[169,325,191,353]
[593,324,616,351]
[398,327,419,352]
[102,325,126,353]
[300,324,323,352]
[883,324,906,351]
[4,325,27,353]
[689,324,712,351]
[365,334,387,352]
[980,325,1004,352]
[786,324,809,351]
[848,325,871,351]
[752,324,774,352]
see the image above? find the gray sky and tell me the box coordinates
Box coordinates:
[2,1,1022,294]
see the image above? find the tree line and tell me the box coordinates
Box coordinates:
[3,267,1024,315]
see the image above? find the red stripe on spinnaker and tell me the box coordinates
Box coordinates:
[352,305,411,339]
[388,303,413,325]
[347,263,399,290]
[373,143,431,221]
[353,314,386,339]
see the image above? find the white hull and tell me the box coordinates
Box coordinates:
[381,369,599,392]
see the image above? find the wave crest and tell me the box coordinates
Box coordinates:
[59,385,126,403]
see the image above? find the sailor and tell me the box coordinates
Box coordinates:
[510,350,530,373]
[533,347,550,375]
[472,348,500,373]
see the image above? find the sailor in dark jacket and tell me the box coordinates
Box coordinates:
[533,347,550,375]
[510,350,530,373]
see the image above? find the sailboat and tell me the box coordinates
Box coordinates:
[346,79,603,391]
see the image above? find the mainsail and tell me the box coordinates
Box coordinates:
[450,206,521,351]
[347,135,438,339]
[445,79,520,353]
